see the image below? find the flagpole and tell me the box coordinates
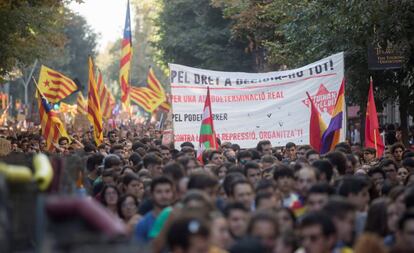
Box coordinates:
[373,128,378,157]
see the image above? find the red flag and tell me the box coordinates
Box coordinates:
[306,92,327,153]
[197,87,218,162]
[365,77,385,157]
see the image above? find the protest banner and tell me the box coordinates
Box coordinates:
[169,52,346,148]
[0,138,11,156]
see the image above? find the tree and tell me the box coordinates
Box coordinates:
[155,0,254,72]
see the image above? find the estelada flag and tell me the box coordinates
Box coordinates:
[87,57,103,145]
[306,92,327,153]
[197,87,218,162]
[38,65,78,103]
[365,77,385,157]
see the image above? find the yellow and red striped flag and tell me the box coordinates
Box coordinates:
[38,65,78,103]
[147,67,170,112]
[87,57,103,145]
[76,92,87,115]
[96,70,115,119]
[130,87,164,113]
[37,91,69,151]
[120,0,132,111]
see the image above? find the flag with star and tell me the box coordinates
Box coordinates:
[37,65,78,103]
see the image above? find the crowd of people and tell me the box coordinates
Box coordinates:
[3,124,414,253]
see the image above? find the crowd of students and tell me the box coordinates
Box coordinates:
[4,127,414,253]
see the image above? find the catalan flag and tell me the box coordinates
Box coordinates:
[120,0,132,110]
[76,92,87,115]
[37,91,69,151]
[59,102,77,117]
[306,91,327,153]
[197,87,218,162]
[320,78,345,154]
[365,77,385,157]
[38,65,78,103]
[130,87,164,113]
[147,67,170,112]
[87,57,103,145]
[96,69,115,119]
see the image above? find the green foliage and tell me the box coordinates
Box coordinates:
[155,0,254,72]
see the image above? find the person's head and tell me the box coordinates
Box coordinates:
[398,167,409,185]
[379,159,398,183]
[223,149,237,164]
[182,146,196,158]
[297,145,311,159]
[160,145,172,163]
[255,179,276,195]
[143,153,163,177]
[224,202,249,239]
[210,212,231,250]
[209,150,223,166]
[86,153,104,175]
[311,160,334,184]
[363,147,377,163]
[244,161,261,186]
[214,163,230,180]
[273,164,295,194]
[101,170,115,186]
[164,162,185,183]
[222,172,246,197]
[166,214,210,253]
[285,142,297,160]
[187,173,219,198]
[58,136,69,149]
[306,183,334,212]
[101,184,119,207]
[107,130,118,143]
[299,212,337,253]
[110,144,125,159]
[247,211,279,252]
[322,197,356,244]
[325,151,348,176]
[122,173,144,201]
[397,211,414,250]
[364,198,390,237]
[257,140,272,156]
[260,155,276,170]
[391,143,405,162]
[103,154,122,175]
[338,175,370,211]
[296,166,318,198]
[150,176,175,209]
[117,194,138,221]
[255,192,279,211]
[368,167,386,194]
[403,157,414,173]
[276,207,296,233]
[181,190,215,212]
[237,150,253,164]
[230,179,254,210]
[305,150,320,164]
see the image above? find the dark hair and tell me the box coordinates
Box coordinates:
[379,159,398,171]
[305,149,319,159]
[103,154,121,169]
[84,143,97,153]
[231,143,241,152]
[273,164,294,180]
[312,160,334,182]
[58,136,69,145]
[229,237,266,253]
[224,202,249,217]
[208,150,221,161]
[390,143,405,154]
[150,176,174,193]
[132,141,147,152]
[368,167,386,179]
[398,211,414,231]
[129,152,142,166]
[364,198,389,237]
[276,207,296,226]
[160,145,170,151]
[404,186,414,209]
[255,192,273,208]
[164,162,185,182]
[248,149,261,160]
[403,152,414,160]
[255,179,276,193]
[247,211,278,236]
[86,153,104,172]
[223,172,246,196]
[402,157,414,168]
[308,182,335,195]
[334,142,352,154]
[338,176,370,197]
[143,153,163,168]
[180,142,195,149]
[325,151,348,175]
[257,140,271,152]
[122,173,141,187]
[323,197,356,219]
[187,173,218,190]
[117,194,138,220]
[243,161,260,176]
[110,144,124,154]
[229,178,253,197]
[237,150,253,162]
[285,142,296,149]
[100,184,119,206]
[300,211,336,236]
[166,215,209,251]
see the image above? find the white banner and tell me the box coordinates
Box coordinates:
[169,52,345,149]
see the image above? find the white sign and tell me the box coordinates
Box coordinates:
[169,52,345,148]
